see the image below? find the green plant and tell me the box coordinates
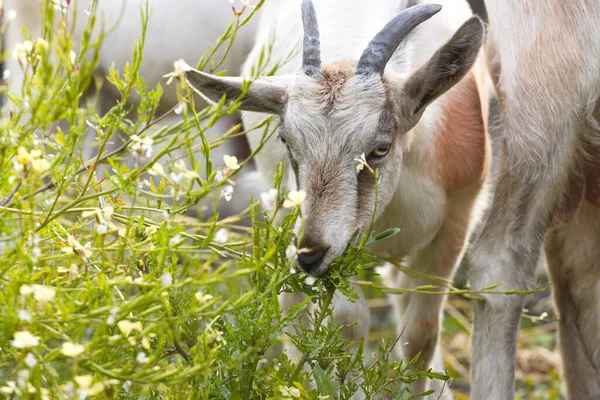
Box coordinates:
[0,2,450,399]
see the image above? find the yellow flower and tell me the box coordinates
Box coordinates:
[12,41,33,65]
[31,158,50,173]
[11,330,40,348]
[74,375,105,397]
[20,284,56,301]
[15,147,51,173]
[174,159,199,179]
[19,284,35,296]
[61,342,85,357]
[195,292,214,304]
[61,235,93,258]
[223,155,240,170]
[33,285,56,302]
[148,163,166,177]
[279,386,301,399]
[141,337,151,350]
[283,190,306,208]
[0,381,16,394]
[117,320,143,336]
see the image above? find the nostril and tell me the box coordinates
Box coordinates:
[296,246,329,274]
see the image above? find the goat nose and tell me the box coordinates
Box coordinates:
[296,246,329,274]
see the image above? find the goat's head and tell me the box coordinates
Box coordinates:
[185,1,484,275]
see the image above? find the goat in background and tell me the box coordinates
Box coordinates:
[186,0,489,397]
[3,0,265,216]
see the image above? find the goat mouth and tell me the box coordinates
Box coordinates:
[298,241,353,277]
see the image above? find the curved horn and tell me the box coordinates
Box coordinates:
[356,4,442,76]
[301,0,321,76]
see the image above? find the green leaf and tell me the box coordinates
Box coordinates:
[366,227,401,246]
[312,364,337,399]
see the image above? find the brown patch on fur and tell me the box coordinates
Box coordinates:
[434,72,490,193]
[417,319,437,333]
[319,60,357,111]
[583,145,600,209]
[557,144,600,223]
[557,167,585,223]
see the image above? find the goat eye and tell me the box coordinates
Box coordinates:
[278,135,288,145]
[370,145,391,158]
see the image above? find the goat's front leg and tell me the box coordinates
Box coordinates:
[469,165,574,399]
[387,200,479,400]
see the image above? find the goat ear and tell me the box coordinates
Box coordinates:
[185,68,289,114]
[403,16,485,116]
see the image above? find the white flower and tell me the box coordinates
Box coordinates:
[32,247,41,258]
[214,170,224,182]
[18,309,32,322]
[0,381,16,394]
[223,155,240,170]
[221,185,234,202]
[130,135,153,160]
[96,222,109,235]
[15,147,50,173]
[106,308,119,325]
[214,228,228,244]
[57,264,78,274]
[69,50,77,65]
[2,70,11,80]
[285,244,297,261]
[148,163,166,177]
[136,352,149,364]
[170,171,184,184]
[304,276,317,286]
[163,59,191,86]
[283,190,306,208]
[25,353,37,368]
[6,10,17,22]
[49,0,70,14]
[354,152,373,174]
[174,159,199,179]
[12,41,33,65]
[61,235,93,259]
[61,342,85,358]
[34,285,56,302]
[117,320,143,336]
[174,102,186,115]
[260,189,278,213]
[279,386,301,398]
[195,292,214,304]
[11,330,40,348]
[20,285,35,296]
[160,272,172,286]
[75,375,104,397]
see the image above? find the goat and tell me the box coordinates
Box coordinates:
[468,1,600,399]
[185,0,489,397]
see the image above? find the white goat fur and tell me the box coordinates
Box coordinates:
[469,1,600,399]
[186,0,490,398]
